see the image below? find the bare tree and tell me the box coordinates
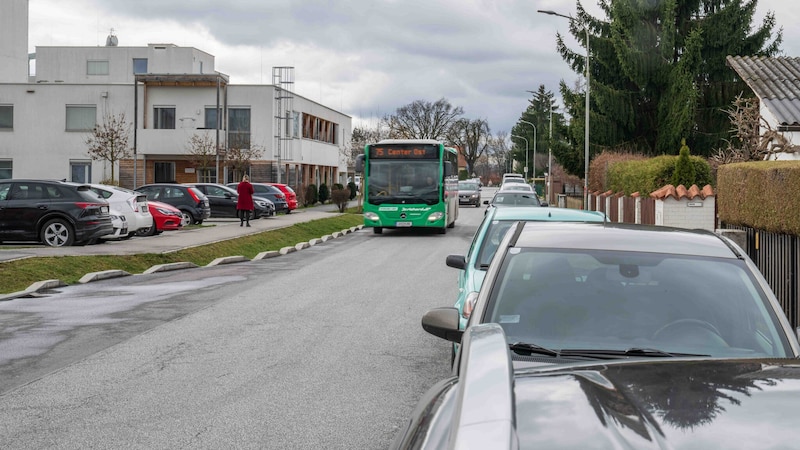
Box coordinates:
[185,131,219,179]
[486,131,513,177]
[384,98,464,140]
[449,118,490,177]
[348,124,389,165]
[85,112,132,184]
[226,143,264,182]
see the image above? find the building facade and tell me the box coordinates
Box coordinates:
[0,0,351,191]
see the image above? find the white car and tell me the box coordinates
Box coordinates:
[88,184,153,237]
[103,207,129,240]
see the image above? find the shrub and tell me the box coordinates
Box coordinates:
[331,187,350,212]
[304,184,318,206]
[671,139,697,187]
[318,183,330,204]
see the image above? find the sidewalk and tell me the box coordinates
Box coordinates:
[0,205,346,263]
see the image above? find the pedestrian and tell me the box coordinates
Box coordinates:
[236,174,255,227]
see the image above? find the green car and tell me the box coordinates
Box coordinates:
[445,206,606,359]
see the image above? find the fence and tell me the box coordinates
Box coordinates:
[575,192,656,225]
[723,225,799,330]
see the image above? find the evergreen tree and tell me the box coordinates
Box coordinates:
[512,86,570,177]
[554,0,781,170]
[671,139,697,187]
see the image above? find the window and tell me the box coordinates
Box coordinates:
[70,162,92,183]
[0,105,12,130]
[87,60,109,76]
[66,105,96,131]
[198,168,216,183]
[204,107,223,129]
[154,162,175,183]
[0,160,11,179]
[154,107,176,129]
[302,113,338,144]
[228,108,251,149]
[133,58,148,74]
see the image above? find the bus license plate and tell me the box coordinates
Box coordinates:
[396,221,412,227]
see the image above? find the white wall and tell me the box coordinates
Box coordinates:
[655,197,716,232]
[0,0,28,83]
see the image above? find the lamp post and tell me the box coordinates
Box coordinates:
[538,9,590,210]
[519,119,537,183]
[510,135,528,178]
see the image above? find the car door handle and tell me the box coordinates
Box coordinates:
[38,205,48,210]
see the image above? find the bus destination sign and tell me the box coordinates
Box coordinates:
[369,145,438,159]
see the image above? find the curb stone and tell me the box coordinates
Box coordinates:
[143,262,200,274]
[207,256,249,266]
[79,270,131,284]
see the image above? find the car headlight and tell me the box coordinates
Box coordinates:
[364,212,380,221]
[428,212,444,222]
[255,200,267,207]
[470,194,479,198]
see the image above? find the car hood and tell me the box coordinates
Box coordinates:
[513,358,800,449]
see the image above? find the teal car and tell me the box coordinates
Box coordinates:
[445,206,606,358]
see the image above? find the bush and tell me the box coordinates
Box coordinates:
[347,181,358,200]
[331,187,350,212]
[606,155,712,195]
[318,183,330,204]
[671,140,697,187]
[304,184,318,206]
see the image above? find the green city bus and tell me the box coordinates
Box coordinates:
[355,139,459,234]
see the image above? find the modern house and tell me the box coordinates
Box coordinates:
[726,55,800,160]
[0,0,351,190]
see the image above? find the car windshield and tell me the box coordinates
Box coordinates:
[475,220,515,268]
[458,182,478,191]
[492,193,541,206]
[485,248,793,359]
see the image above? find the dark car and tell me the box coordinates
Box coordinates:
[424,221,798,371]
[392,322,800,449]
[457,180,481,207]
[135,184,211,225]
[0,179,113,247]
[185,183,275,219]
[484,188,546,208]
[226,182,289,214]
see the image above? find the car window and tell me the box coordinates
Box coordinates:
[90,187,112,199]
[485,248,792,358]
[475,220,515,268]
[163,187,185,199]
[458,182,478,190]
[0,183,10,201]
[492,193,540,206]
[206,186,228,196]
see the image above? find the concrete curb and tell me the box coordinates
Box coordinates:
[3,221,365,300]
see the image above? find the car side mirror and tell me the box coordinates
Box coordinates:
[446,254,466,270]
[421,307,462,343]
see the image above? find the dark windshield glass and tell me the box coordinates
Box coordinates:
[492,193,541,206]
[367,159,440,205]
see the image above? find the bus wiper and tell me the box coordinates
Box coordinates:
[509,342,559,357]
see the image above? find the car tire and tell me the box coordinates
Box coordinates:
[179,210,193,226]
[137,224,157,237]
[41,218,75,247]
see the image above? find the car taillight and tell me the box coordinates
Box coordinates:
[188,189,202,203]
[275,193,285,199]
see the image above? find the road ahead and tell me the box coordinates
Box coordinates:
[0,199,491,449]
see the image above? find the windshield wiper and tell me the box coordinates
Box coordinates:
[509,342,559,357]
[559,348,709,358]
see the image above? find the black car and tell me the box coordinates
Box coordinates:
[0,179,113,247]
[135,184,211,225]
[185,183,275,219]
[226,182,289,214]
[392,323,800,449]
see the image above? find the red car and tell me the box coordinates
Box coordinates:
[267,183,298,212]
[136,200,184,236]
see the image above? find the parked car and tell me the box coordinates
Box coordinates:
[0,179,113,247]
[226,182,289,214]
[392,322,800,450]
[484,188,545,208]
[266,183,298,212]
[185,183,275,219]
[457,180,481,207]
[499,181,534,192]
[135,184,211,225]
[103,207,129,240]
[444,206,606,361]
[423,221,799,374]
[88,183,153,237]
[136,200,184,236]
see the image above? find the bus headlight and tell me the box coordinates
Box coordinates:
[428,212,444,222]
[364,212,380,221]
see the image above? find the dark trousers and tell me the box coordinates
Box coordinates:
[238,209,251,224]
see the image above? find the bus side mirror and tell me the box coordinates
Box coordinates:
[355,154,364,172]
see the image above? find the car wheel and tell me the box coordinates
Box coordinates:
[180,210,193,226]
[41,218,75,247]
[373,227,383,234]
[137,224,157,237]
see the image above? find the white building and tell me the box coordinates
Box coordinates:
[0,0,351,190]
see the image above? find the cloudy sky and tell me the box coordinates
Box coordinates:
[27,0,800,135]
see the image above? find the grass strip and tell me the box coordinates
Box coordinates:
[0,214,364,295]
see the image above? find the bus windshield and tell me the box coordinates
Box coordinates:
[367,159,441,205]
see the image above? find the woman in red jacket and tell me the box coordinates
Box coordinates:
[236,174,255,227]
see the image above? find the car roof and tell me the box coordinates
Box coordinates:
[512,221,738,258]
[490,206,605,222]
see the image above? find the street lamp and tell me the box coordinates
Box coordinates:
[538,9,590,210]
[510,135,528,178]
[519,119,537,182]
